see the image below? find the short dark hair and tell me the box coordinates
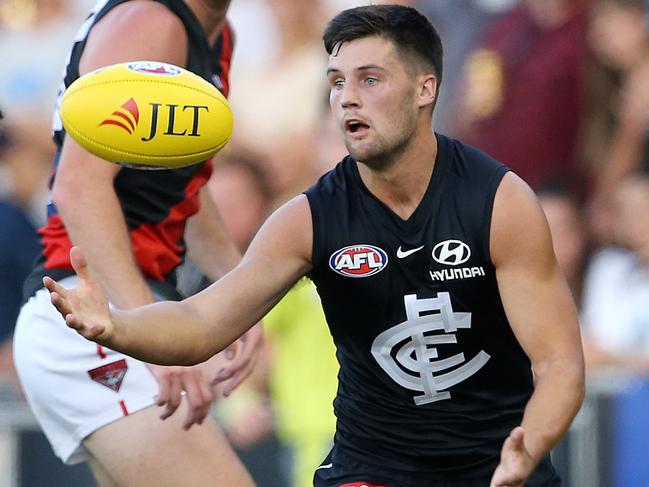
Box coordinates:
[323,4,443,85]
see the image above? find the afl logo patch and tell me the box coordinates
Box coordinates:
[329,244,388,278]
[127,61,181,76]
[432,240,471,266]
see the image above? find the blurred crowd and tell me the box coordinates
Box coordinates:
[1,0,649,485]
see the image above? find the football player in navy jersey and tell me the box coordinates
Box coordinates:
[13,1,260,486]
[44,4,584,486]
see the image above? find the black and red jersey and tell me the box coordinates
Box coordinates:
[23,0,233,300]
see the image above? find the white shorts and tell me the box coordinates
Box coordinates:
[13,276,160,464]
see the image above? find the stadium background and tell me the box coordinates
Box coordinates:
[1,0,649,486]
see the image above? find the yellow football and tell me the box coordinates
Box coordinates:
[60,61,233,169]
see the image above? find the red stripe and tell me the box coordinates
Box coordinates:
[119,400,129,416]
[40,214,73,271]
[40,163,212,280]
[97,344,106,359]
[112,109,136,132]
[218,22,233,97]
[122,97,139,123]
[98,118,133,134]
[129,162,212,281]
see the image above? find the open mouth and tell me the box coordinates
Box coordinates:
[345,119,370,135]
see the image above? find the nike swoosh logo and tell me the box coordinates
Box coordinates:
[396,245,425,258]
[315,463,333,470]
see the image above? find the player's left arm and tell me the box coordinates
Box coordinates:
[489,172,585,486]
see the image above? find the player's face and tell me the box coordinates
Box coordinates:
[327,36,421,167]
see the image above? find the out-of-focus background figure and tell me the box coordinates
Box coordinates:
[185,149,339,487]
[0,118,41,376]
[227,0,329,201]
[581,174,649,375]
[538,186,589,310]
[3,0,649,486]
[451,0,591,192]
[582,0,649,245]
[417,0,520,134]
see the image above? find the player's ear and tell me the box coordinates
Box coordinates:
[417,74,437,109]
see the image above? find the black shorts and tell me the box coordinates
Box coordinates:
[313,449,561,487]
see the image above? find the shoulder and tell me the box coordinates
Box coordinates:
[97,0,184,32]
[439,134,508,189]
[490,172,552,268]
[82,0,188,70]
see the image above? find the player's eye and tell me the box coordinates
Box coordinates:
[365,77,378,86]
[332,79,345,89]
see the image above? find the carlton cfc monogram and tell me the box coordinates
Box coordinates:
[371,292,490,405]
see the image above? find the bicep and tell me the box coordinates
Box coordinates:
[491,173,583,371]
[54,136,120,194]
[186,195,313,343]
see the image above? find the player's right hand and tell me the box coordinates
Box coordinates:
[490,426,535,487]
[44,246,114,344]
[149,364,215,430]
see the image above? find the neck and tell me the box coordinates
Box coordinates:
[357,128,438,220]
[185,0,230,39]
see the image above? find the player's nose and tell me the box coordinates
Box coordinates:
[340,83,361,109]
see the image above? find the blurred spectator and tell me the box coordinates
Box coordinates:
[417,0,520,134]
[582,0,649,243]
[310,90,349,178]
[0,0,93,122]
[0,119,53,226]
[208,152,274,250]
[0,117,40,375]
[262,280,338,487]
[228,0,329,200]
[202,151,338,487]
[538,185,589,307]
[581,173,649,375]
[453,0,590,191]
[0,201,39,373]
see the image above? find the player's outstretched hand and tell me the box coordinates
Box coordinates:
[490,427,535,487]
[211,323,264,397]
[43,246,113,343]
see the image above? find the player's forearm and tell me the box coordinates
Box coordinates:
[185,188,242,281]
[54,179,153,308]
[520,356,585,463]
[109,300,219,365]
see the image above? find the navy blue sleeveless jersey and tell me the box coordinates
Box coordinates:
[306,134,536,478]
[23,0,233,301]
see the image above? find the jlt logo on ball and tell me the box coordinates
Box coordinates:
[99,97,209,140]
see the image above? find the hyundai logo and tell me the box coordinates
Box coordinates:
[432,240,471,266]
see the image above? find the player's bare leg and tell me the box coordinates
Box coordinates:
[88,457,120,487]
[83,400,254,487]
